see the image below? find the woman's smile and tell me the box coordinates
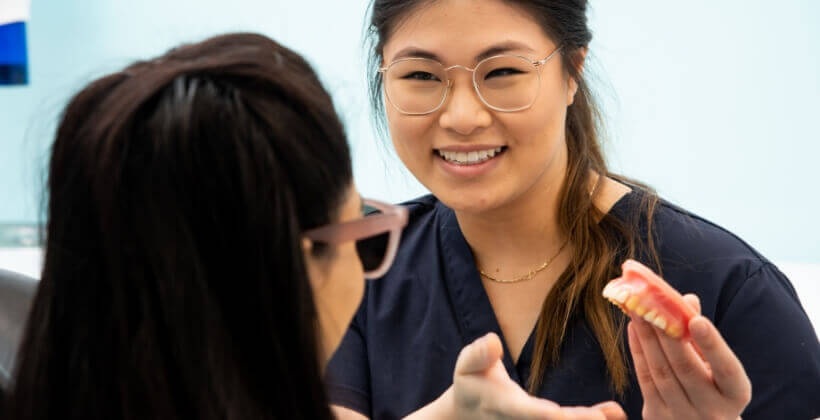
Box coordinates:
[434,145,508,178]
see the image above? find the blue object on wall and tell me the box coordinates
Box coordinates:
[0,21,28,85]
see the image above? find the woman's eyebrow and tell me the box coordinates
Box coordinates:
[391,47,441,62]
[474,41,536,62]
[390,41,537,63]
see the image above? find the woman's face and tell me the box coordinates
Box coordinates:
[303,185,365,368]
[381,0,579,214]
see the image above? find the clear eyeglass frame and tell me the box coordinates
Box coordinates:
[378,46,563,115]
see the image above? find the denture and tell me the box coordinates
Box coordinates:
[602,260,697,339]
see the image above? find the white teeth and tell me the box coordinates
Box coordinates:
[652,316,668,330]
[438,147,504,165]
[603,284,676,336]
[602,283,615,298]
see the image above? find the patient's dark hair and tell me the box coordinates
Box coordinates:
[4,33,351,420]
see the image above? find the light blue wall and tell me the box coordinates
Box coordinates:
[0,1,818,262]
[587,1,820,263]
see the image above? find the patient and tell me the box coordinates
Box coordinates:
[3,33,408,419]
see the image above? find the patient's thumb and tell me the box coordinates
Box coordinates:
[455,332,503,375]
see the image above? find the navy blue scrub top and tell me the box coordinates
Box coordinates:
[326,190,820,420]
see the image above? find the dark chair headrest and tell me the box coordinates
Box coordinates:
[0,269,37,389]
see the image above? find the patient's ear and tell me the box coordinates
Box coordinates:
[302,237,314,254]
[302,238,323,289]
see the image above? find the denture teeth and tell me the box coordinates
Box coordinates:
[643,309,657,323]
[602,283,614,298]
[614,290,629,304]
[635,305,648,316]
[652,316,668,330]
[607,299,628,315]
[666,324,683,339]
[625,296,640,311]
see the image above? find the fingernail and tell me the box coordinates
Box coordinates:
[690,317,709,339]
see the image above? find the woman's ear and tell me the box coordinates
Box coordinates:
[302,237,314,254]
[302,238,323,289]
[567,47,589,105]
[576,46,589,74]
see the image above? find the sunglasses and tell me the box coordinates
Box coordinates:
[303,199,409,279]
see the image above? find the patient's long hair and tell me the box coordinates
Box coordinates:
[5,33,351,420]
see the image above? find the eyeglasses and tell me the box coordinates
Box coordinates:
[303,199,408,279]
[379,46,562,115]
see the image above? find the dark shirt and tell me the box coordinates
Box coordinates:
[326,191,820,419]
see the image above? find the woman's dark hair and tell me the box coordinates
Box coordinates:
[367,0,661,395]
[4,33,351,419]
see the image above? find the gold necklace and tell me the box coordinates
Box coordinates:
[477,182,591,284]
[479,240,569,284]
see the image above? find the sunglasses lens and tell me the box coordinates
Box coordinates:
[356,232,390,273]
[356,206,389,273]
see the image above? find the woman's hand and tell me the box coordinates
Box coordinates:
[628,294,752,420]
[437,332,625,420]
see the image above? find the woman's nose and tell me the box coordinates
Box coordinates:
[438,76,492,137]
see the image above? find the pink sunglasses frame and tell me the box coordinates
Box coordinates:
[303,199,409,279]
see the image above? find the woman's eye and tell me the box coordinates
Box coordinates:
[485,67,524,79]
[401,71,440,81]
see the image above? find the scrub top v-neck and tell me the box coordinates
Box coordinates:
[326,191,820,420]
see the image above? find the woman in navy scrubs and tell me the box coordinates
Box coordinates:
[328,1,820,419]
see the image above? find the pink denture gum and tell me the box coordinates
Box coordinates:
[602,260,697,340]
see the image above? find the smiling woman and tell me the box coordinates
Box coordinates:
[380,2,579,216]
[326,1,820,419]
